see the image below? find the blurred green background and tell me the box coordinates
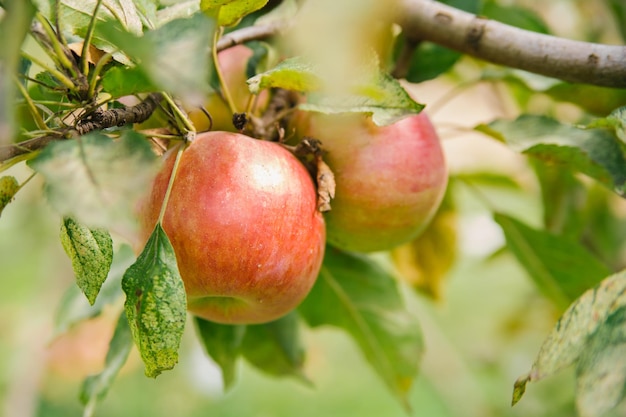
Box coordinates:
[3,0,625,414]
[0,151,582,417]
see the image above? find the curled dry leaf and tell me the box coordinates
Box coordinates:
[292,138,335,212]
[316,157,335,212]
[67,42,107,66]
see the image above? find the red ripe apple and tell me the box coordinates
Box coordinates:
[138,131,325,324]
[306,112,447,253]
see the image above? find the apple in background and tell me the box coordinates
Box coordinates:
[306,112,447,253]
[187,45,266,133]
[138,131,325,324]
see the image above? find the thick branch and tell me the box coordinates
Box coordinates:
[214,2,625,87]
[396,0,626,88]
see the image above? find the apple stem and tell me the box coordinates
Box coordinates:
[161,92,196,134]
[157,142,187,225]
[212,27,239,116]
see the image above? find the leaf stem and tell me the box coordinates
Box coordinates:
[17,171,37,192]
[21,50,77,91]
[157,143,187,224]
[88,52,112,99]
[212,27,238,115]
[81,0,104,77]
[35,12,77,77]
[13,75,50,131]
[161,92,196,134]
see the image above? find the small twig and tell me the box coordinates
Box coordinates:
[391,38,421,79]
[76,93,163,135]
[0,93,164,163]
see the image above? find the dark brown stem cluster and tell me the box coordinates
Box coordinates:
[245,88,300,141]
[76,93,163,135]
[0,93,163,162]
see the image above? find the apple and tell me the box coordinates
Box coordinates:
[306,112,447,253]
[138,131,326,324]
[187,45,266,133]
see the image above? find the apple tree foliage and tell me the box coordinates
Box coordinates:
[1,0,626,416]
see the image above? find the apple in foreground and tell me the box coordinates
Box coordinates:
[306,112,447,253]
[138,131,326,324]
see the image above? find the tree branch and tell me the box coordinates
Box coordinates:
[3,2,624,163]
[216,21,290,53]
[0,93,162,163]
[219,2,626,88]
[396,0,626,88]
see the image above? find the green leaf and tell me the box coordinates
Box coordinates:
[576,306,626,417]
[201,0,269,26]
[453,172,522,190]
[156,0,199,26]
[298,247,423,409]
[0,176,19,216]
[391,189,457,300]
[27,130,158,235]
[484,115,626,196]
[80,312,133,412]
[35,0,144,35]
[33,0,151,65]
[60,216,114,305]
[0,0,36,146]
[133,0,158,29]
[121,224,186,378]
[242,312,309,382]
[545,84,626,117]
[247,57,322,94]
[441,0,480,13]
[513,269,626,414]
[101,66,156,97]
[483,69,626,116]
[300,71,424,126]
[195,318,245,390]
[404,42,462,84]
[96,13,214,95]
[532,160,587,237]
[587,106,626,144]
[481,0,550,33]
[53,244,134,337]
[494,213,612,309]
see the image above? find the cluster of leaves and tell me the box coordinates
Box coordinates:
[1,0,626,417]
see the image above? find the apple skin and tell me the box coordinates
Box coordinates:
[138,131,325,324]
[307,112,447,253]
